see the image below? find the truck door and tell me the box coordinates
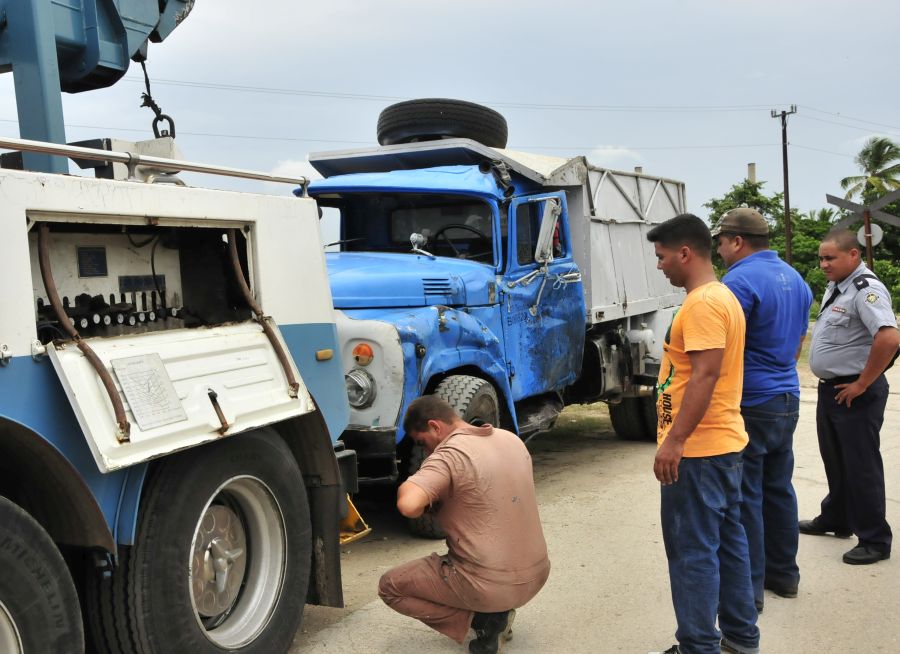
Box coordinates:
[500,193,586,400]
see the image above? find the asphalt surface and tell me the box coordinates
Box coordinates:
[290,365,899,654]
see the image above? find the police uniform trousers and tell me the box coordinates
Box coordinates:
[816,375,893,550]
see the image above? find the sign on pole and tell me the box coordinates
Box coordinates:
[826,188,900,270]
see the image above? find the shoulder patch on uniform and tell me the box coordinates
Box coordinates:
[854,277,870,290]
[865,292,879,304]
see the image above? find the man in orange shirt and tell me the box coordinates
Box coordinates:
[647,214,759,654]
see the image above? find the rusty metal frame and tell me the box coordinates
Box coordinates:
[37,223,131,442]
[226,229,300,398]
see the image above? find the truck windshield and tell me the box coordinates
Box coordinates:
[316,192,496,262]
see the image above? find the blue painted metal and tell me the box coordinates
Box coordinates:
[501,192,586,399]
[281,322,350,443]
[0,0,192,171]
[2,0,68,172]
[0,323,345,546]
[114,464,148,546]
[327,252,501,309]
[341,306,515,443]
[310,165,509,201]
[0,354,133,539]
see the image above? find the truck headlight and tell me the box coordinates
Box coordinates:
[345,368,377,408]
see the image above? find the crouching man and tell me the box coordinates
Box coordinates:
[378,395,550,654]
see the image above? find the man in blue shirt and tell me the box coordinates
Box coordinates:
[713,208,813,613]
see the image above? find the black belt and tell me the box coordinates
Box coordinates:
[819,374,860,385]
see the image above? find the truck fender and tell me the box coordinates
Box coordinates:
[115,399,346,609]
[270,400,345,608]
[0,417,115,552]
[395,306,518,438]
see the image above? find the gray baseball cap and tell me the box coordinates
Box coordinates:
[711,207,770,237]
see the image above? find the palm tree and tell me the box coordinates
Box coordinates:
[840,136,900,202]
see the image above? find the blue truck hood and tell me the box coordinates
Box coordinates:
[326,252,496,309]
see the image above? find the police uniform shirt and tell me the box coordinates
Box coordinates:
[809,262,898,379]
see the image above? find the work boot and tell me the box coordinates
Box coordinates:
[798,516,852,538]
[842,543,890,565]
[469,610,513,654]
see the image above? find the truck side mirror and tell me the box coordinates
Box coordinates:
[534,199,561,264]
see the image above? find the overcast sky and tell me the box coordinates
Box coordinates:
[2,0,899,224]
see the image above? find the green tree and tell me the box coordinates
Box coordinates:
[704,179,836,304]
[703,179,783,221]
[707,168,900,313]
[840,136,900,203]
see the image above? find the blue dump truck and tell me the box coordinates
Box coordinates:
[310,99,688,535]
[0,3,352,652]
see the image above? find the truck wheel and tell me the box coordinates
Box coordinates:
[609,396,657,442]
[406,375,501,539]
[377,99,509,148]
[0,497,84,654]
[85,430,311,653]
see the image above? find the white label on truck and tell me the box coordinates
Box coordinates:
[111,354,188,430]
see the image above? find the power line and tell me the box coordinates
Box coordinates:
[801,106,900,132]
[0,118,859,157]
[790,143,855,159]
[518,143,779,152]
[0,120,784,151]
[0,118,372,145]
[798,114,900,138]
[118,77,784,113]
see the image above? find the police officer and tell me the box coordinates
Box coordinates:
[802,228,899,565]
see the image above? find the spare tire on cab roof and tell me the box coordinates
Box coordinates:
[376,98,509,148]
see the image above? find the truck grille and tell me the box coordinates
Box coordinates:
[423,278,453,296]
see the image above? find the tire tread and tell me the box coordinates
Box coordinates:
[377,99,508,148]
[405,375,500,539]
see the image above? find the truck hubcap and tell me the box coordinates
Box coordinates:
[0,600,24,654]
[192,505,247,616]
[189,476,287,648]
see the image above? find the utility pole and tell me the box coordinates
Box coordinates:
[771,105,797,264]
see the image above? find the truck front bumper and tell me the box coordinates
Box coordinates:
[342,427,399,485]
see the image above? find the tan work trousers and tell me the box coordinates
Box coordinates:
[378,552,550,643]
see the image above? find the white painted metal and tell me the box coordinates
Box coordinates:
[0,169,335,359]
[49,322,311,472]
[0,169,338,471]
[335,311,404,430]
[27,231,184,308]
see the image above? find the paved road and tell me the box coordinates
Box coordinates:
[290,367,900,653]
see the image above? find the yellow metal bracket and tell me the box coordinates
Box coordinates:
[339,494,372,545]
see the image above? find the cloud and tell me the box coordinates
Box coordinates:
[269,158,322,181]
[257,158,322,196]
[585,146,643,170]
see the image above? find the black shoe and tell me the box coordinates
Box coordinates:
[754,598,764,613]
[721,638,757,654]
[660,646,680,654]
[842,543,890,565]
[469,610,513,654]
[799,516,852,538]
[763,578,798,598]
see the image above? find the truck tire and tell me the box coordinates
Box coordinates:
[406,375,501,539]
[609,396,658,442]
[377,99,509,148]
[85,430,311,654]
[0,497,84,654]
